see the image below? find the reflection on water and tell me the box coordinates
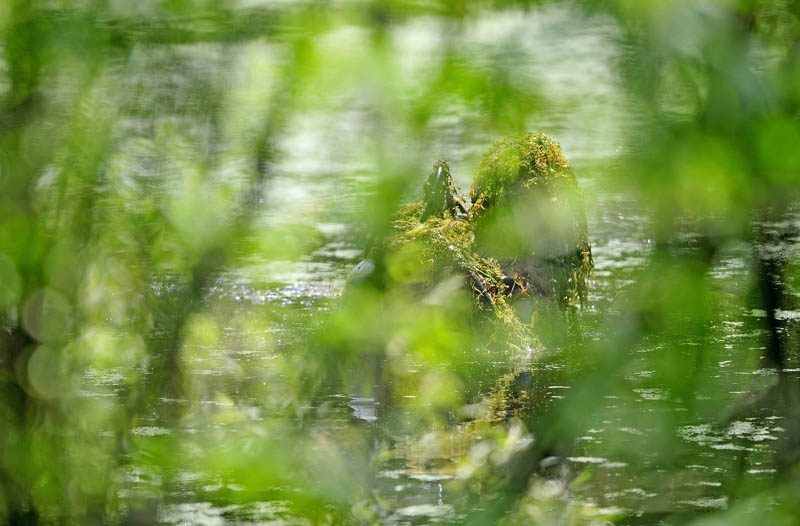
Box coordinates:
[160,501,309,526]
[67,3,800,525]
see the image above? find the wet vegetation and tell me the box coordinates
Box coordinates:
[2,0,800,525]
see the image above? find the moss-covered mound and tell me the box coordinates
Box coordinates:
[469,131,573,213]
[380,131,591,347]
[468,132,592,315]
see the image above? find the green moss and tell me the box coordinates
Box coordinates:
[390,202,531,348]
[383,133,592,349]
[469,131,573,215]
[468,132,592,316]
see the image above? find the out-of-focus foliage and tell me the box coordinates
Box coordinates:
[1,0,799,525]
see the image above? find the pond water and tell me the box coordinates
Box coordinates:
[134,182,800,525]
[72,4,800,525]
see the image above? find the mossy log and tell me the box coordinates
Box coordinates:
[384,132,592,343]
